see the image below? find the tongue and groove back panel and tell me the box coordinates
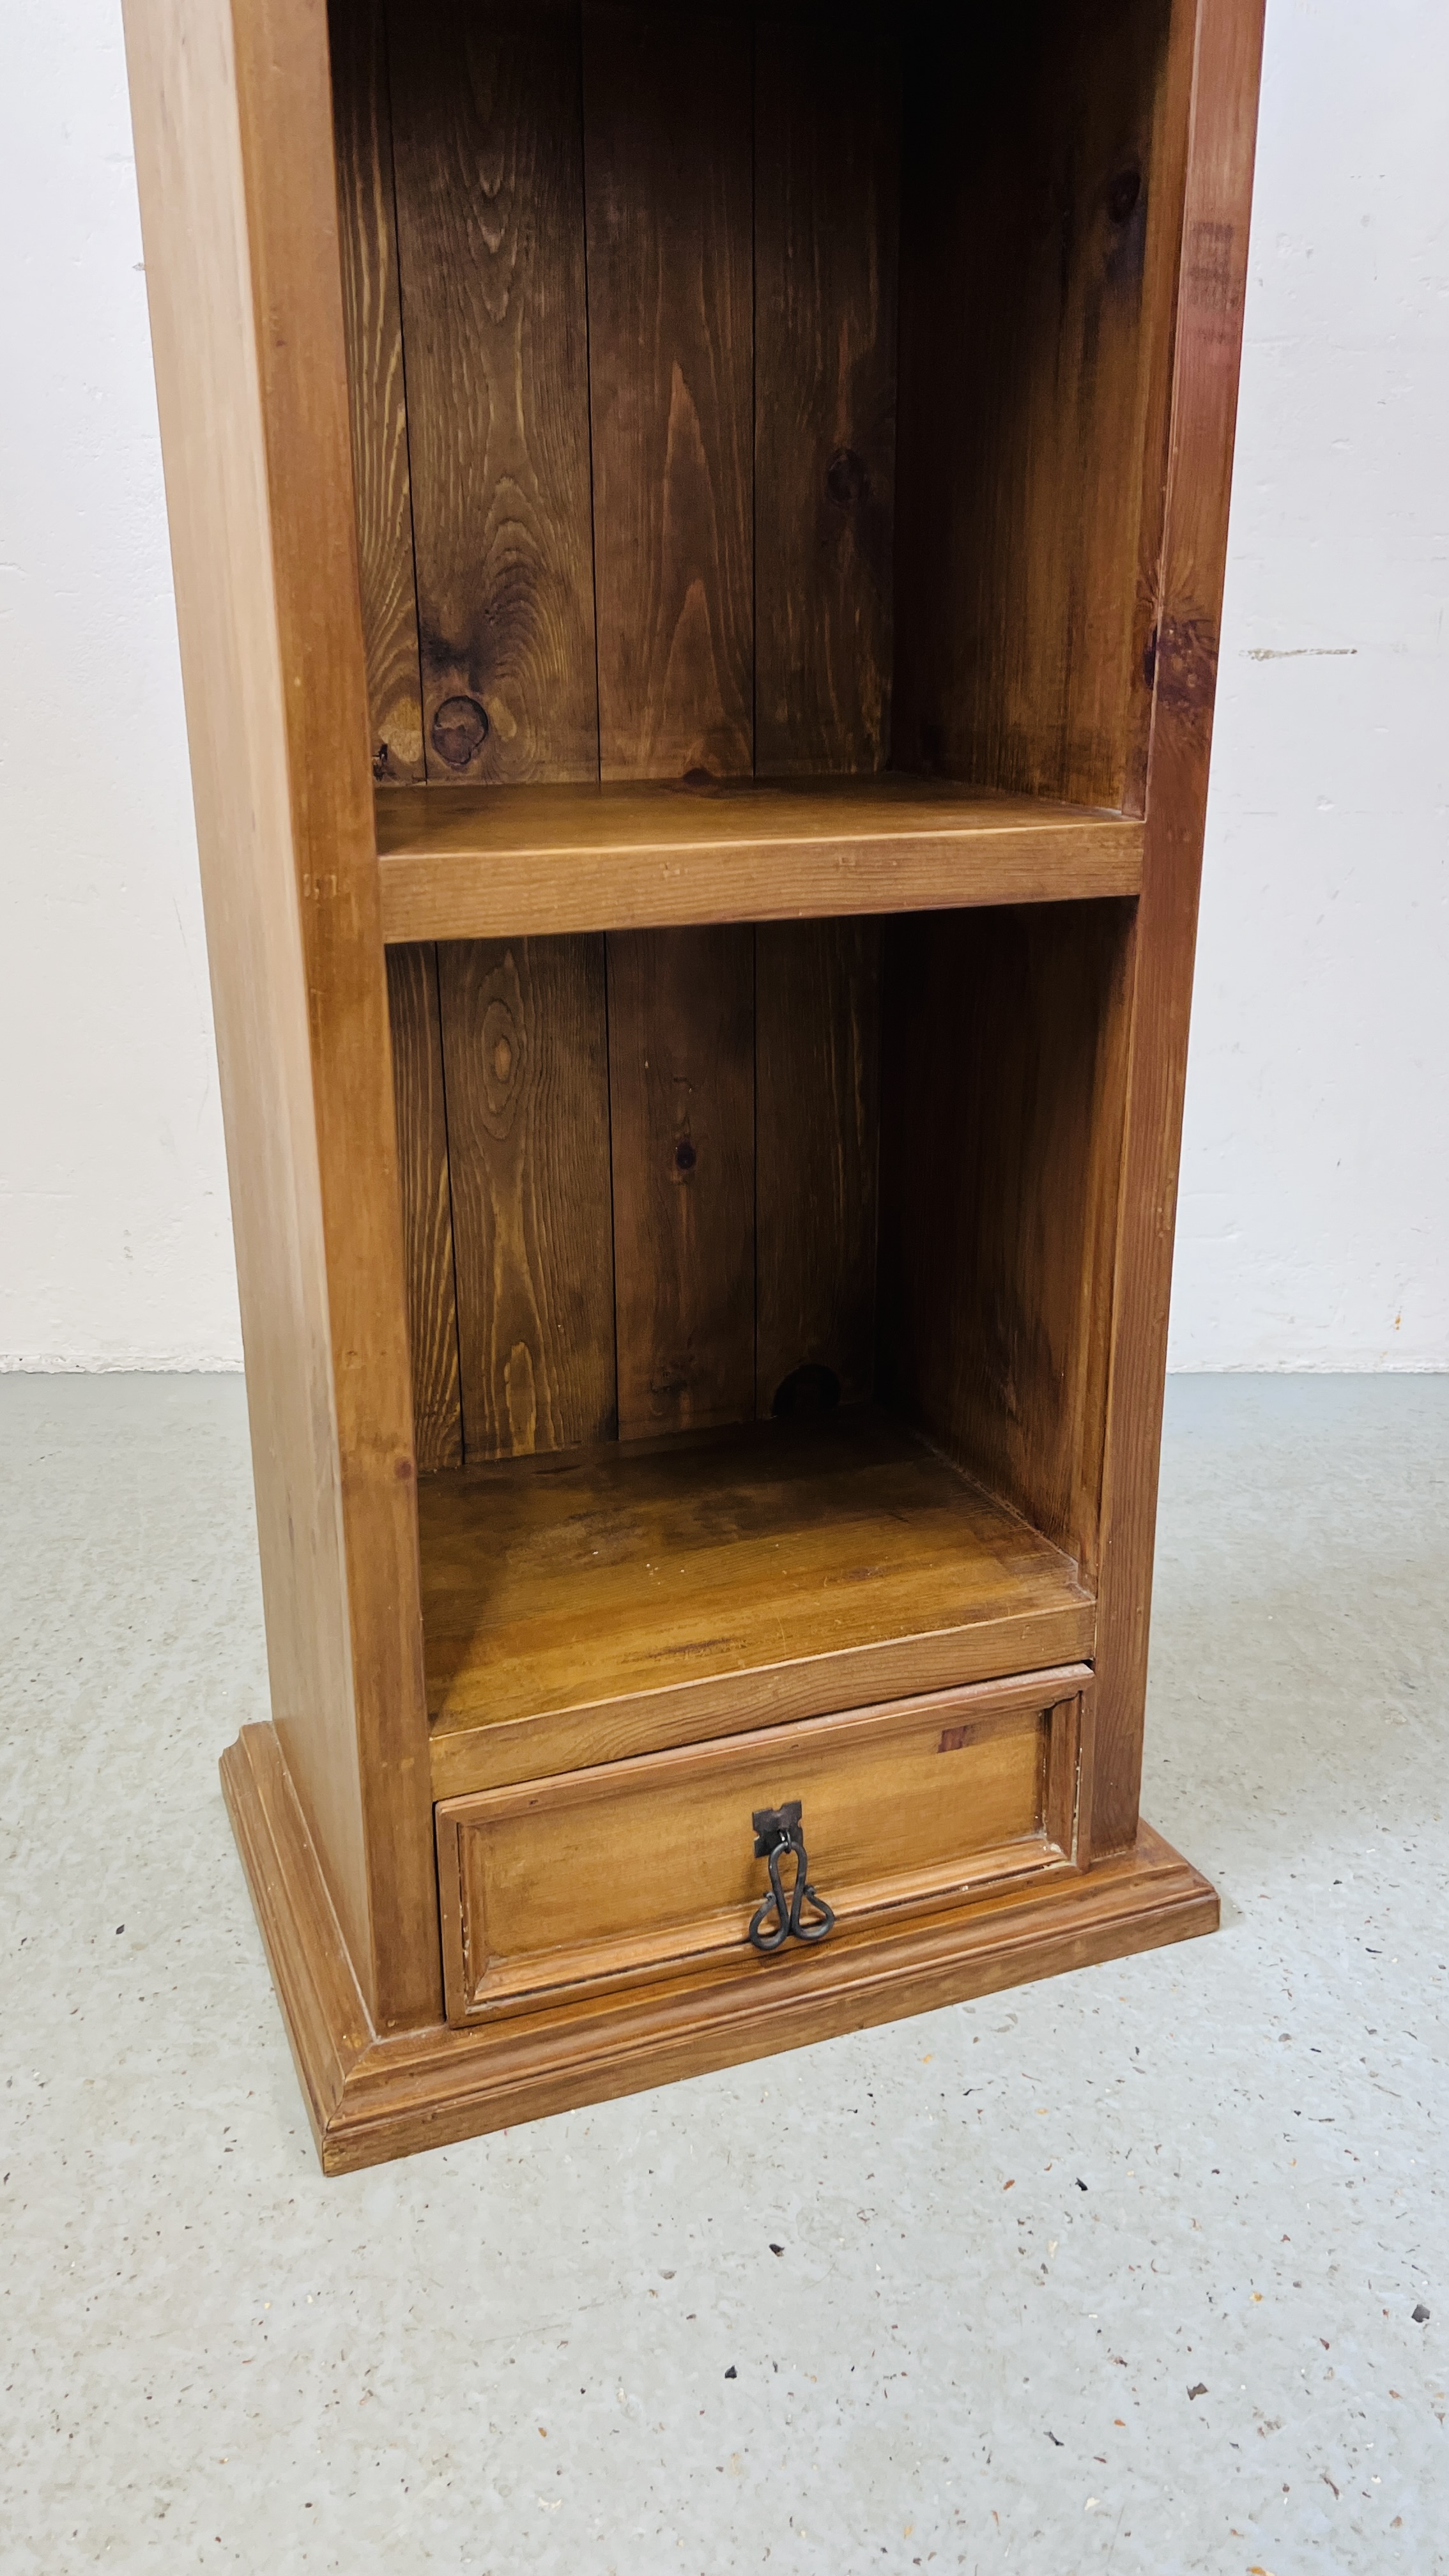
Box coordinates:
[330,0,1174,809]
[330,0,900,791]
[328,0,1171,1502]
[385,916,883,1470]
[330,0,897,1473]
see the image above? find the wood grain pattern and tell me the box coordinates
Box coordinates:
[893,0,1177,808]
[755,919,880,1416]
[123,0,440,2030]
[582,5,753,779]
[388,0,597,784]
[420,1406,1094,1795]
[754,19,899,775]
[607,926,755,1438]
[437,936,615,1461]
[374,777,1145,940]
[438,1675,1084,2021]
[1088,0,1268,1852]
[877,902,1133,1583]
[328,0,424,783]
[223,1717,1214,2174]
[384,944,462,1469]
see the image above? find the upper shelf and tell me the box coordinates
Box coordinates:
[374,775,1144,944]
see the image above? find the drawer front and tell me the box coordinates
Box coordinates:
[436,1666,1089,2023]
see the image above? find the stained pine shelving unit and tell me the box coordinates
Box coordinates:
[123,0,1265,2169]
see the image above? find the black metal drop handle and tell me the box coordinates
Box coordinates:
[747,1802,836,1954]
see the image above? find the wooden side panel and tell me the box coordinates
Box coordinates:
[1089,0,1267,1851]
[755,920,880,1417]
[582,6,753,780]
[123,0,367,1975]
[893,0,1179,808]
[388,0,598,784]
[438,1673,1084,2021]
[123,0,439,2027]
[385,945,462,1470]
[754,20,899,776]
[877,903,1133,1584]
[607,926,755,1438]
[328,0,424,784]
[437,938,615,1461]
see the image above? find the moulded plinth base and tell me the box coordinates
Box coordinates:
[220,1722,1218,2176]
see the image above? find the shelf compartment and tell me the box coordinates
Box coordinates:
[423,1406,1094,1800]
[376,776,1143,944]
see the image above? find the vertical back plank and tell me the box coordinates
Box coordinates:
[755,921,880,1415]
[754,22,900,776]
[388,0,598,784]
[438,938,616,1459]
[608,928,755,1438]
[329,0,424,783]
[385,945,463,1470]
[583,6,753,779]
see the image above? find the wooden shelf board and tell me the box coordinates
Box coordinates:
[422,1406,1094,1798]
[376,775,1143,942]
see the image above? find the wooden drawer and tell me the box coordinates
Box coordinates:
[436,1666,1090,2023]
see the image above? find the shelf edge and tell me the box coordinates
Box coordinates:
[427,1602,1096,1799]
[378,818,1144,942]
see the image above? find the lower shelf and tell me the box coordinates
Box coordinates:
[222,1721,1219,2177]
[420,1407,1094,1797]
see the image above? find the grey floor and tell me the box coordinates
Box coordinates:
[1,1376,1445,2574]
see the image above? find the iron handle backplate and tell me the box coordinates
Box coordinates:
[747,1800,836,1954]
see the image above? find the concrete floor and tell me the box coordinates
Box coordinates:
[1,1375,1445,2573]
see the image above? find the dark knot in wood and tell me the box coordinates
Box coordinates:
[674,1139,697,1172]
[825,446,869,509]
[431,694,489,769]
[1151,613,1220,720]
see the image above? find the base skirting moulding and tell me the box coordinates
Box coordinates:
[221,1723,1218,2177]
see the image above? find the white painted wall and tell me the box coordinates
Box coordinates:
[1,0,240,1368]
[1,0,1445,1372]
[1170,0,1449,1369]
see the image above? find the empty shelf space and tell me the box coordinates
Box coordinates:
[422,1406,1094,1798]
[376,776,1144,943]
